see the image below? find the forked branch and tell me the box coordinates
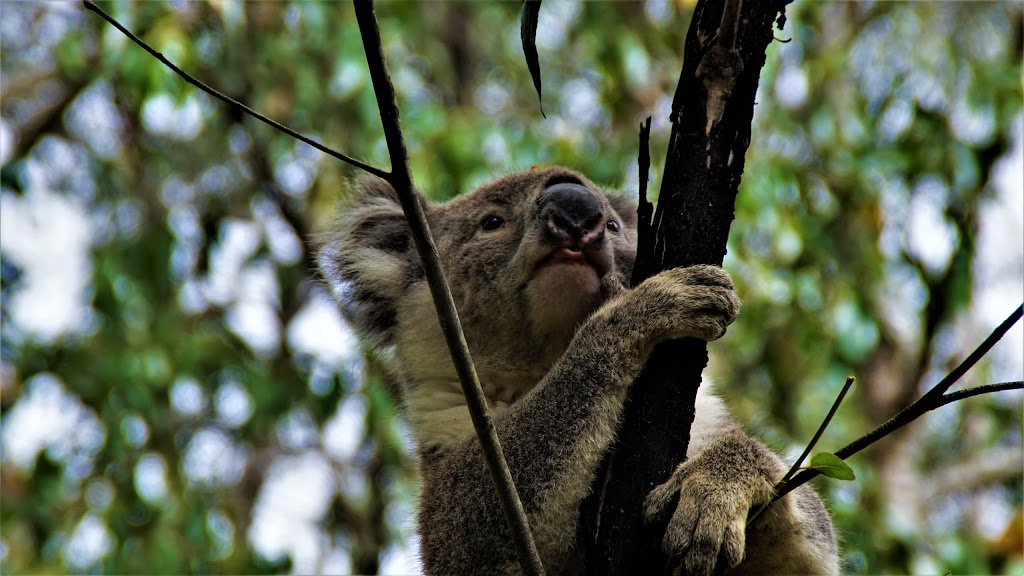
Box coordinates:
[770,304,1023,505]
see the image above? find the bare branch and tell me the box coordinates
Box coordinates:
[82,0,389,180]
[771,305,1024,505]
[87,0,543,571]
[938,381,1024,407]
[635,116,654,277]
[922,304,1023,401]
[749,376,855,525]
[352,2,544,575]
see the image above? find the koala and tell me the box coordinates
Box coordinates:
[317,166,838,575]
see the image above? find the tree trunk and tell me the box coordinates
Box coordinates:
[580,0,793,573]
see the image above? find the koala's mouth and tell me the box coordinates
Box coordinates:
[535,245,611,276]
[551,247,587,262]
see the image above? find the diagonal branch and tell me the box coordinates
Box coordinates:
[82,0,389,180]
[771,304,1023,504]
[87,1,544,573]
[351,2,544,575]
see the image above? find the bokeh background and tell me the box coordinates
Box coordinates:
[1,1,1021,574]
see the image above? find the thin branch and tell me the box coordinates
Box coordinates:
[749,376,855,525]
[634,116,654,284]
[922,304,1023,401]
[938,381,1023,406]
[82,0,389,180]
[352,2,545,575]
[771,305,1024,504]
[88,0,543,571]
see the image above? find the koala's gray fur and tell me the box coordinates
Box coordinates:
[318,167,838,575]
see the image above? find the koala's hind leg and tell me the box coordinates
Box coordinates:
[644,433,839,576]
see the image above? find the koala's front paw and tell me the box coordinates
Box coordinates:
[643,434,776,576]
[634,265,740,343]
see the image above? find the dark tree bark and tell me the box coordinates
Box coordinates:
[580,0,793,574]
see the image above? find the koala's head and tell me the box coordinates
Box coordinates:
[318,167,637,391]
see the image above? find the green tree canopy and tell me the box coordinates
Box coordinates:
[1,1,1020,574]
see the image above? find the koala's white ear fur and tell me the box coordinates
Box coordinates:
[318,179,425,348]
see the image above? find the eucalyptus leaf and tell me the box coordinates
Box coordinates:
[808,452,855,481]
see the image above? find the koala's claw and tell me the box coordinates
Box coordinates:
[644,435,777,576]
[645,471,749,576]
[673,264,735,290]
[635,266,740,343]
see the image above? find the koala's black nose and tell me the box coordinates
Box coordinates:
[539,182,604,241]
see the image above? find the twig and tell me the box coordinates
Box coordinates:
[352,2,545,575]
[748,376,855,525]
[936,381,1023,406]
[82,0,389,180]
[770,304,1024,504]
[921,304,1023,401]
[633,116,654,284]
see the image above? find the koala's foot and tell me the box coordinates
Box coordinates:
[631,265,740,343]
[643,433,776,576]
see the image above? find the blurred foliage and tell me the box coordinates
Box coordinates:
[1,1,1021,574]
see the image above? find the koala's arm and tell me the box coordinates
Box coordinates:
[418,266,739,574]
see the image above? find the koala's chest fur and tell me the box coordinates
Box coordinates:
[393,280,554,449]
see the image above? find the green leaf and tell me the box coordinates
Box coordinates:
[808,452,855,481]
[520,0,545,118]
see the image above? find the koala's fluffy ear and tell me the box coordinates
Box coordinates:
[317,178,425,349]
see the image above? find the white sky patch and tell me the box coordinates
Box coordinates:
[973,117,1024,382]
[906,177,959,275]
[0,119,15,165]
[645,0,672,25]
[534,1,579,52]
[274,155,316,199]
[775,65,809,109]
[120,414,149,448]
[214,379,254,429]
[1,373,105,471]
[248,451,336,574]
[170,376,207,418]
[380,540,422,576]
[64,81,125,161]
[276,408,320,451]
[0,187,93,344]
[140,92,206,141]
[225,259,282,357]
[286,289,358,369]
[205,218,261,307]
[63,513,113,569]
[252,197,303,265]
[135,452,170,505]
[323,395,366,463]
[482,130,509,167]
[475,82,511,118]
[182,427,248,488]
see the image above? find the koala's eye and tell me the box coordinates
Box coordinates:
[606,220,621,233]
[481,215,505,231]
